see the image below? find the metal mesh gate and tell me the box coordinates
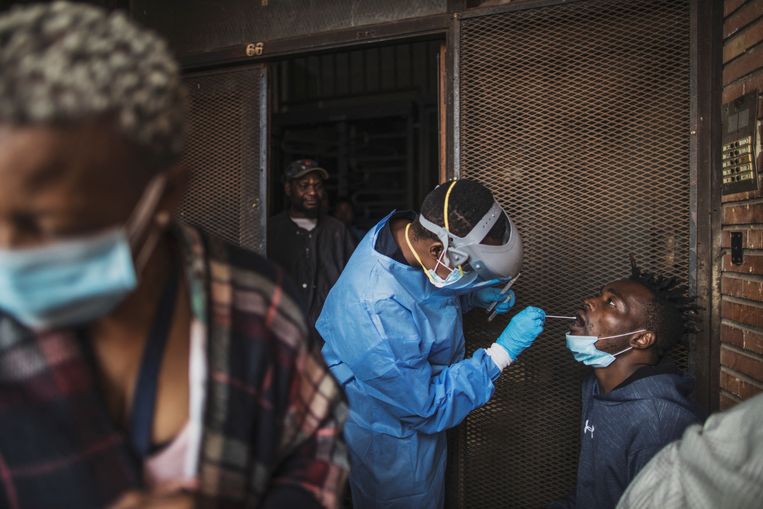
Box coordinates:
[181,66,267,253]
[454,0,691,507]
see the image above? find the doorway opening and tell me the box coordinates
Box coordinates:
[269,38,443,234]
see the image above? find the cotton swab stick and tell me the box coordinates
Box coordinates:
[487,273,523,322]
[485,273,521,315]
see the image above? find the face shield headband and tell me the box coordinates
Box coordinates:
[417,183,522,280]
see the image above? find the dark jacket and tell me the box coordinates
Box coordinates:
[267,211,355,326]
[548,363,701,509]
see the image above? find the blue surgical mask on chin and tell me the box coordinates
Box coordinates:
[565,329,647,368]
[0,175,167,331]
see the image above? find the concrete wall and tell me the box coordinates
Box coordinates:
[720,0,763,408]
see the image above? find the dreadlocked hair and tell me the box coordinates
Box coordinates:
[0,1,187,169]
[411,179,508,242]
[629,255,699,359]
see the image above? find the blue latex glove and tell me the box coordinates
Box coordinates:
[471,287,516,314]
[496,306,546,360]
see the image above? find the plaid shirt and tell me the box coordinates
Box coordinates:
[0,225,348,508]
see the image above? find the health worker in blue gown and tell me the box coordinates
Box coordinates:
[316,179,546,508]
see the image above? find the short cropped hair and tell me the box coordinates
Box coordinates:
[412,179,508,242]
[0,1,187,167]
[629,256,699,358]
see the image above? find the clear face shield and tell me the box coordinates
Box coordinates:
[417,189,523,288]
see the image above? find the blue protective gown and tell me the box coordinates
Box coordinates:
[316,213,501,509]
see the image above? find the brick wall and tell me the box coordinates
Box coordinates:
[720,0,763,409]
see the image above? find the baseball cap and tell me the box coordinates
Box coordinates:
[284,159,329,181]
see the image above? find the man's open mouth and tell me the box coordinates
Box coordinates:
[569,309,586,333]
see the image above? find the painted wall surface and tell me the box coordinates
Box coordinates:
[720,0,763,408]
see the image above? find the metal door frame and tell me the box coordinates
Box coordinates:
[690,0,722,415]
[179,15,451,72]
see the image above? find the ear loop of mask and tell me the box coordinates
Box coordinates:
[599,329,648,356]
[125,174,169,273]
[405,223,441,286]
[441,180,464,277]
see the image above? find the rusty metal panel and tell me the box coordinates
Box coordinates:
[454,0,691,506]
[180,66,267,253]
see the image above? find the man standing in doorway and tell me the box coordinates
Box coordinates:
[268,159,356,327]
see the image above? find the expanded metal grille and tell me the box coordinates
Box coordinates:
[181,67,266,253]
[455,0,690,507]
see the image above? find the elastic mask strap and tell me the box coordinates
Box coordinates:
[433,250,451,274]
[126,174,167,245]
[598,329,647,341]
[432,250,460,281]
[599,329,646,358]
[126,174,168,273]
[442,181,463,276]
[405,223,439,286]
[443,180,458,233]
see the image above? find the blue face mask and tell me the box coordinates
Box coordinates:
[405,222,466,290]
[0,229,138,329]
[565,329,646,368]
[427,252,464,289]
[0,175,167,330]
